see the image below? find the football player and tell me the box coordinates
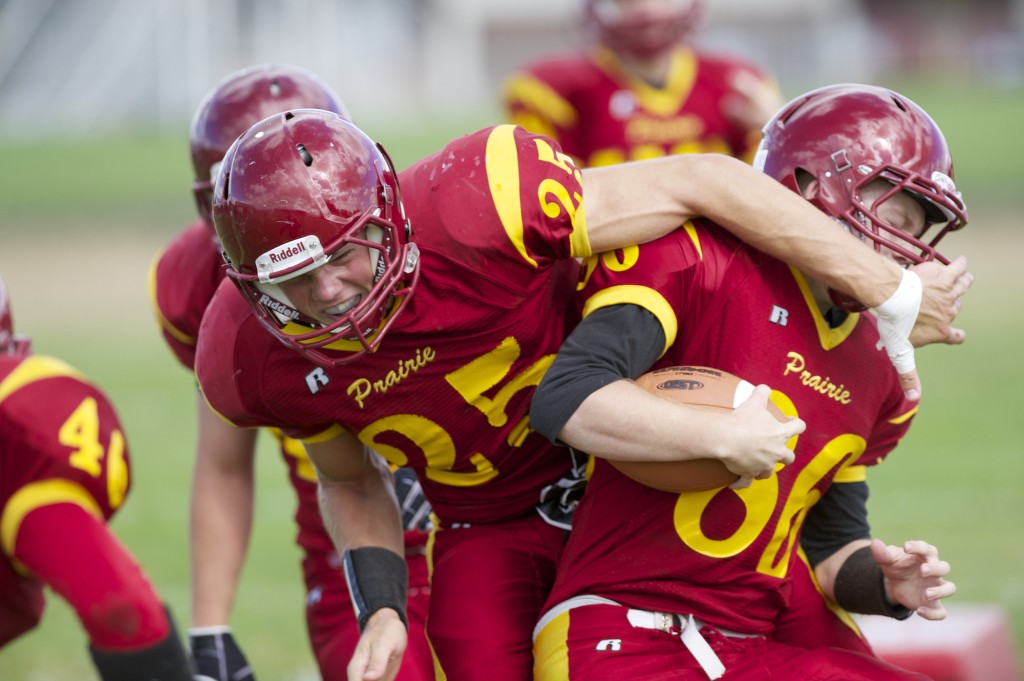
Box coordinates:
[529,84,964,680]
[191,104,969,680]
[503,0,784,167]
[148,64,433,681]
[504,2,882,654]
[0,275,194,681]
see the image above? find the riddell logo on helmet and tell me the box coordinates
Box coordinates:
[255,236,325,283]
[259,294,301,320]
[268,241,307,263]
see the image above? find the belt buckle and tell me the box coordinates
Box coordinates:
[662,612,686,635]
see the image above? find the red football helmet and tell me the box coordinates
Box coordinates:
[585,0,704,60]
[755,83,968,309]
[190,64,350,233]
[0,275,31,357]
[212,109,419,367]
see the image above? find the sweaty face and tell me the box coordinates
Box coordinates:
[277,242,375,327]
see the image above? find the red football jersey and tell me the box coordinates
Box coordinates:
[0,354,131,645]
[149,221,224,370]
[504,45,776,167]
[544,220,917,634]
[149,227,334,558]
[195,125,586,526]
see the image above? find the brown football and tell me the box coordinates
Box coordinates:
[607,366,786,493]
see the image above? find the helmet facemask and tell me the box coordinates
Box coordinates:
[830,162,967,267]
[808,163,967,312]
[755,84,969,313]
[241,217,417,335]
[214,113,421,367]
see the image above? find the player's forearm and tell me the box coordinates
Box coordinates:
[188,454,254,626]
[558,380,735,463]
[681,155,903,308]
[584,154,902,306]
[316,462,405,556]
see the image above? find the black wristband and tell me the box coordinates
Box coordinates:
[343,547,409,631]
[833,545,914,620]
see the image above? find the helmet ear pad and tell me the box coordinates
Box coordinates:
[795,172,819,202]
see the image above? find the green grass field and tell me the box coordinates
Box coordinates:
[1,85,1022,679]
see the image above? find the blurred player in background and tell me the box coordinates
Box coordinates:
[529,83,966,680]
[503,0,784,167]
[192,99,969,679]
[148,64,432,681]
[0,275,194,681]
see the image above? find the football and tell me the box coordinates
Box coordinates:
[607,365,786,493]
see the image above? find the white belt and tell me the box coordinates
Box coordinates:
[627,609,726,680]
[535,596,757,681]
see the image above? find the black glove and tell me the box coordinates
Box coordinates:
[393,466,433,532]
[536,447,588,531]
[189,627,255,681]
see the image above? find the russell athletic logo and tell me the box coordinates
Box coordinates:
[255,235,326,283]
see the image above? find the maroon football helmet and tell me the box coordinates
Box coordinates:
[0,275,31,357]
[189,64,350,233]
[585,0,704,60]
[755,83,968,309]
[212,109,419,367]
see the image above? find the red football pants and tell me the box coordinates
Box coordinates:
[534,602,929,680]
[427,514,567,681]
[771,555,873,654]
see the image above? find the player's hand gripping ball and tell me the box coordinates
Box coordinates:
[609,366,787,493]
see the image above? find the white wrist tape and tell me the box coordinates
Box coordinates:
[874,269,922,374]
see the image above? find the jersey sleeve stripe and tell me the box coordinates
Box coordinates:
[832,465,868,484]
[299,423,348,445]
[583,285,678,356]
[887,405,919,425]
[0,355,87,406]
[1,479,104,568]
[502,74,578,128]
[486,125,538,268]
[147,251,196,346]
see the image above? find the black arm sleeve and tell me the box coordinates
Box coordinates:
[529,305,665,444]
[801,480,872,568]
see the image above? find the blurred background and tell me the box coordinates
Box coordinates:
[0,0,1023,135]
[1,0,1023,679]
